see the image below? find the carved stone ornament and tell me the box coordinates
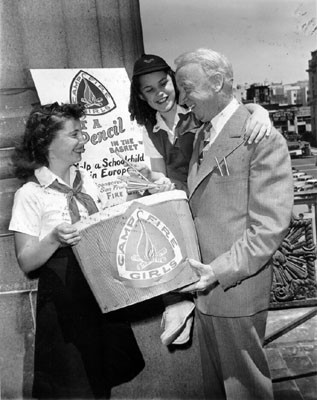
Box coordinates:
[270,217,317,305]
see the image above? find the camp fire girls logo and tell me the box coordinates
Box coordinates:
[70,70,116,115]
[115,207,183,288]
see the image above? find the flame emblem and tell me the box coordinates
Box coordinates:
[131,211,167,270]
[115,205,183,288]
[81,78,104,107]
[70,70,116,115]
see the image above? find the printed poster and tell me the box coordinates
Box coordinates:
[31,68,145,206]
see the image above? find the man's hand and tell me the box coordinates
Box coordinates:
[178,258,218,293]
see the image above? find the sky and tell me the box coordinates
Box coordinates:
[140,0,317,86]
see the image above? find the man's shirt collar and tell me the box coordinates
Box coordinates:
[210,98,239,135]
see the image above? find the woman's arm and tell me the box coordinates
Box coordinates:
[14,223,81,273]
[244,103,272,144]
[128,158,167,181]
[150,158,167,176]
[126,159,174,194]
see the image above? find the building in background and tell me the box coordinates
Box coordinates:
[270,82,287,105]
[245,81,309,107]
[269,107,296,136]
[297,86,309,107]
[242,79,312,144]
[245,84,271,104]
[307,50,317,145]
[284,82,308,106]
[286,85,300,105]
[296,106,312,138]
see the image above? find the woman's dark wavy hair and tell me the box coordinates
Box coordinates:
[13,102,85,180]
[128,68,179,127]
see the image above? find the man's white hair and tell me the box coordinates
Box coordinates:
[174,48,233,82]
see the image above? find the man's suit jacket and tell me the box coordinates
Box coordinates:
[188,105,294,317]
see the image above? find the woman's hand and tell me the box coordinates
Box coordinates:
[244,103,272,144]
[126,162,175,193]
[148,176,175,194]
[52,222,81,247]
[127,162,152,180]
[14,223,81,273]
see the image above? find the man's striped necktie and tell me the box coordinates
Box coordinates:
[198,121,212,166]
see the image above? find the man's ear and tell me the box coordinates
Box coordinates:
[213,73,224,93]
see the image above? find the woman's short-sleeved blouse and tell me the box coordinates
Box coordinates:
[9,166,104,240]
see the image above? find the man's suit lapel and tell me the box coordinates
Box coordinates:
[188,105,249,199]
[188,124,204,190]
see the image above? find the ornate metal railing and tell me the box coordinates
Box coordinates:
[270,217,317,306]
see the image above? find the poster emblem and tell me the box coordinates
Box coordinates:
[116,207,183,288]
[70,70,116,115]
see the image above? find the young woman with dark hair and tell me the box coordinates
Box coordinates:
[10,102,144,399]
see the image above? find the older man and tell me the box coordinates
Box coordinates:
[175,48,293,399]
